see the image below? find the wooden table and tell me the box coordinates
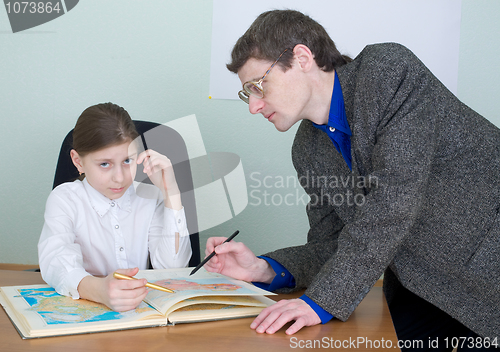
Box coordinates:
[0,270,400,351]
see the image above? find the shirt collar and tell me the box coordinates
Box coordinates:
[311,71,353,171]
[326,71,351,136]
[83,178,133,217]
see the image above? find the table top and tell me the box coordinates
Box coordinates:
[0,270,400,352]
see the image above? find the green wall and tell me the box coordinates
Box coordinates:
[0,0,498,265]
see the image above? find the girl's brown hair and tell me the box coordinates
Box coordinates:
[72,102,139,157]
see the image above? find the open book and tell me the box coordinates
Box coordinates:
[0,268,276,339]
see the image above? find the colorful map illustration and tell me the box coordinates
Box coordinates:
[17,287,155,325]
[9,270,269,327]
[144,276,258,312]
[151,278,241,292]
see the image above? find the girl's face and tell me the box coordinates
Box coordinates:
[71,141,138,200]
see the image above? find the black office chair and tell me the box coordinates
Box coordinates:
[52,120,201,267]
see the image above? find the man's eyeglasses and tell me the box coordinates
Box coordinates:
[238,49,289,104]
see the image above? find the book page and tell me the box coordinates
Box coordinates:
[165,295,271,316]
[136,268,275,315]
[167,303,267,324]
[0,285,164,338]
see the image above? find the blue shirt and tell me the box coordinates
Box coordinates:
[312,71,352,170]
[252,72,353,324]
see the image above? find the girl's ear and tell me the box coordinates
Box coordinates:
[70,149,84,174]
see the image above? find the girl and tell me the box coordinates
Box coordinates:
[38,102,191,311]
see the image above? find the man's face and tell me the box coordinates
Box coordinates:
[237,57,311,132]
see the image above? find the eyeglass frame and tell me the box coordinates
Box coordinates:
[238,48,290,104]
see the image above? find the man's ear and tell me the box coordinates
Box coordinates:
[70,149,84,174]
[293,44,315,72]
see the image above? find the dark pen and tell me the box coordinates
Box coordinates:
[189,230,240,276]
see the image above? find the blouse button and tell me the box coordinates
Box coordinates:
[329,127,336,133]
[115,225,119,229]
[111,202,115,207]
[119,247,124,252]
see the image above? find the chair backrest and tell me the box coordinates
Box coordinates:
[52,120,201,267]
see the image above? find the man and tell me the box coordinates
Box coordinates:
[205,9,499,350]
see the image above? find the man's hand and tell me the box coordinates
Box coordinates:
[204,237,276,283]
[251,298,321,335]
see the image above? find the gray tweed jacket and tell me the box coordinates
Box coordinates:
[263,43,500,338]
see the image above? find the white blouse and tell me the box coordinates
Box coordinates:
[38,178,191,299]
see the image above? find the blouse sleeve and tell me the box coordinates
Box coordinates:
[38,189,90,299]
[148,203,192,269]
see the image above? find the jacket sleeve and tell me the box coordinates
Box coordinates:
[262,179,344,292]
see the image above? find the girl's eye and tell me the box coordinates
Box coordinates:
[124,158,132,165]
[100,162,110,168]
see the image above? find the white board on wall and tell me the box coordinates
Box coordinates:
[209,0,462,100]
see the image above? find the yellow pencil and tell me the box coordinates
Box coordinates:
[113,272,175,293]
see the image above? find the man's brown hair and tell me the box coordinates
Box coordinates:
[227,9,351,74]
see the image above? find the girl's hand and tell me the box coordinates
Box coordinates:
[78,268,148,312]
[137,149,182,209]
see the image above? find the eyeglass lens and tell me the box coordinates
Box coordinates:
[244,82,264,98]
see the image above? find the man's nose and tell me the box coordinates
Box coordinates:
[248,95,265,115]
